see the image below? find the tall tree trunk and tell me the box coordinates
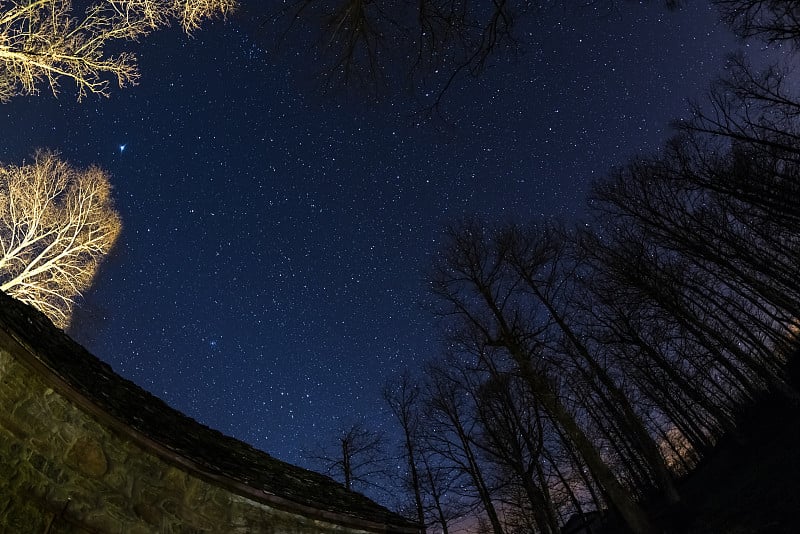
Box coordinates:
[404,434,426,532]
[526,281,681,505]
[513,355,657,534]
[342,439,351,490]
[422,458,451,534]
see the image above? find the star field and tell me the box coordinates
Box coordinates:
[0,0,756,471]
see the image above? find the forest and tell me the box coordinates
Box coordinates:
[301,2,800,532]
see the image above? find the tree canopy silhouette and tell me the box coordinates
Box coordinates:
[265,0,519,107]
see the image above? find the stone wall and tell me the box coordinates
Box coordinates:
[0,343,374,534]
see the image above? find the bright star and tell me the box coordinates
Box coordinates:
[119,144,127,153]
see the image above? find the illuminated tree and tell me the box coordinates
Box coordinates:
[0,151,121,329]
[0,0,234,101]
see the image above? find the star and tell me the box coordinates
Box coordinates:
[118,144,127,153]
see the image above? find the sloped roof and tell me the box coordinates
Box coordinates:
[0,291,419,534]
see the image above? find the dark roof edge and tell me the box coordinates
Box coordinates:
[0,325,419,534]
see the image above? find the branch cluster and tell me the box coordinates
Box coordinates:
[267,0,521,107]
[373,22,800,534]
[0,151,121,328]
[0,0,234,100]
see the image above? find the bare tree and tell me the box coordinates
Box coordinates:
[174,0,235,32]
[474,371,560,534]
[384,372,427,531]
[499,223,681,505]
[425,360,506,534]
[305,420,389,494]
[675,55,800,232]
[579,58,800,472]
[576,260,734,457]
[416,445,465,534]
[0,151,121,329]
[429,220,658,534]
[714,0,800,44]
[0,0,234,101]
[591,130,800,398]
[265,0,519,108]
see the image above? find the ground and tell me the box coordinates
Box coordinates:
[659,348,800,533]
[600,347,800,534]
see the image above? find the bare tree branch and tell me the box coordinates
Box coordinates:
[0,0,234,101]
[0,151,121,329]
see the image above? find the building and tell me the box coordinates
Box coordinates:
[561,510,604,534]
[0,291,420,533]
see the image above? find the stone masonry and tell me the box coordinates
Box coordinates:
[0,292,419,534]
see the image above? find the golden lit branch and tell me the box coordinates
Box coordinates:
[0,0,234,101]
[173,0,235,33]
[0,151,121,329]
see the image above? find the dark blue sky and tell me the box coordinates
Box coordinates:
[1,0,750,470]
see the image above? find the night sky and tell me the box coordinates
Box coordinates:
[1,1,755,473]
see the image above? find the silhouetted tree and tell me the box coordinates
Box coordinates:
[591,132,800,398]
[715,0,800,44]
[579,57,800,475]
[429,220,658,534]
[425,360,506,534]
[416,446,464,534]
[410,26,800,533]
[574,253,734,456]
[305,420,388,493]
[499,223,681,503]
[265,0,520,107]
[475,371,560,534]
[384,372,426,531]
[676,55,800,231]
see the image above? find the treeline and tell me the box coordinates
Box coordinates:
[308,2,800,533]
[407,52,800,529]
